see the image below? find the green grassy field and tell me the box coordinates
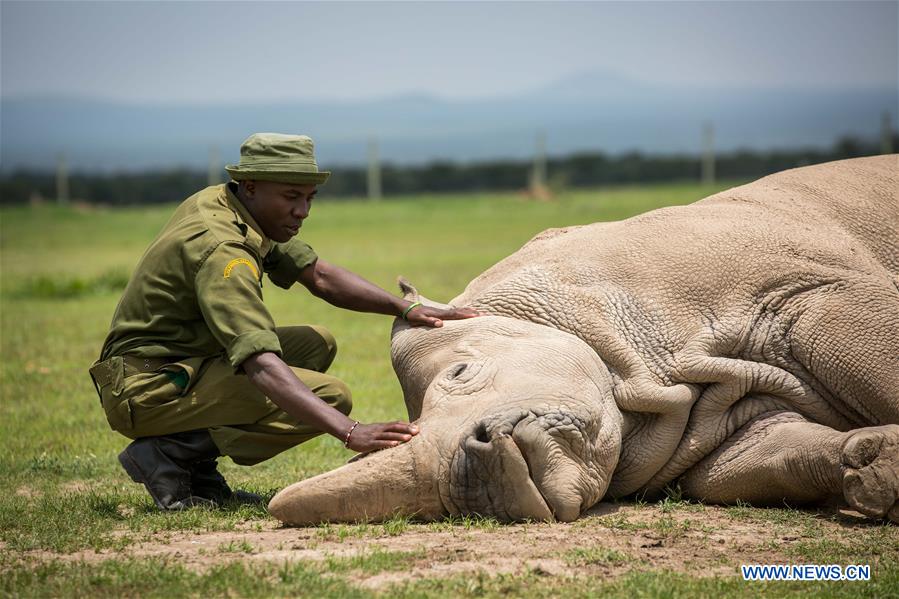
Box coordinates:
[2,181,897,598]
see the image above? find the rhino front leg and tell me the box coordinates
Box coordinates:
[678,411,899,522]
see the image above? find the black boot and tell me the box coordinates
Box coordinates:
[118,430,219,511]
[191,459,264,506]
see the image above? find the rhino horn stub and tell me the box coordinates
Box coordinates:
[268,438,444,526]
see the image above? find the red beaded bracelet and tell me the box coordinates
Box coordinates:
[344,421,359,448]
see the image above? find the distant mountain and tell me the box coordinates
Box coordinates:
[1,70,894,172]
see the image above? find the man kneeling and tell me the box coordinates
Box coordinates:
[89,133,475,509]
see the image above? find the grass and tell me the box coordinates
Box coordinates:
[4,179,897,596]
[324,547,424,574]
[589,511,697,539]
[7,269,130,299]
[1,557,365,599]
[217,539,256,554]
[427,514,503,533]
[0,488,276,553]
[4,558,897,599]
[787,527,899,563]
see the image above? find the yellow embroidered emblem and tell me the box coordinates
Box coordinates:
[223,258,260,280]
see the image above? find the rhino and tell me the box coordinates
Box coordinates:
[269,155,899,525]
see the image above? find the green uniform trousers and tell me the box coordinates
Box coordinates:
[91,325,351,465]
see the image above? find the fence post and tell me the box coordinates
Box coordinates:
[208,146,221,186]
[881,112,894,155]
[56,152,69,204]
[367,138,382,201]
[702,122,715,186]
[529,130,547,196]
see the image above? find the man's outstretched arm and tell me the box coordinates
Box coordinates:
[297,258,478,327]
[242,351,417,452]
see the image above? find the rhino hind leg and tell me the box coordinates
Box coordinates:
[841,425,899,522]
[677,411,846,504]
[679,412,899,522]
[677,411,846,505]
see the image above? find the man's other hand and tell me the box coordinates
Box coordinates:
[346,421,419,453]
[405,305,479,328]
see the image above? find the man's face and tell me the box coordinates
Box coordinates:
[242,180,317,243]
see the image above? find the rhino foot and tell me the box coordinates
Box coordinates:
[841,425,899,523]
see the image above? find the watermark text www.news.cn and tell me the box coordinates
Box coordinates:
[741,564,870,581]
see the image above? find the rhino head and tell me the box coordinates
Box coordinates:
[268,283,623,524]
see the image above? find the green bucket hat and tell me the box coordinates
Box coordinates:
[225,133,331,185]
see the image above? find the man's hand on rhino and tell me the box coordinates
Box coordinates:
[405,304,479,328]
[346,421,419,453]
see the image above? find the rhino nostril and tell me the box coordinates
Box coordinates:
[474,423,490,443]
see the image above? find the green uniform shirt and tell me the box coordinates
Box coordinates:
[100,183,317,368]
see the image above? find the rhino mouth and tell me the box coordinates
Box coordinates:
[442,411,593,522]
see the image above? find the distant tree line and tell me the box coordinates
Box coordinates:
[0,134,893,205]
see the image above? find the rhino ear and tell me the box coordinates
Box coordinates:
[398,277,419,301]
[396,277,452,311]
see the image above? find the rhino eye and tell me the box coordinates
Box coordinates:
[449,363,468,378]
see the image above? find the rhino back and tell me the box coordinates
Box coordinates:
[456,157,896,347]
[698,155,899,275]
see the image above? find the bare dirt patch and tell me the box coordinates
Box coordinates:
[11,501,893,589]
[14,485,40,499]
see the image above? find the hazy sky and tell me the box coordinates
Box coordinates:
[2,1,897,103]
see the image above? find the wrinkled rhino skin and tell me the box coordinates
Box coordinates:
[270,155,899,526]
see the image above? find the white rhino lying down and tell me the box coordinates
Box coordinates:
[271,155,899,525]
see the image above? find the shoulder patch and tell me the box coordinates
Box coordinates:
[223,258,260,280]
